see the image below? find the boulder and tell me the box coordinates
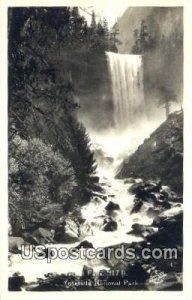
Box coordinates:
[55,218,79,243]
[9,273,25,291]
[124,177,136,184]
[63,218,79,242]
[128,182,158,202]
[128,182,143,195]
[128,223,156,237]
[9,237,27,253]
[103,218,117,232]
[148,212,183,247]
[105,201,120,211]
[79,222,93,238]
[160,186,182,202]
[130,199,143,214]
[30,227,54,245]
[76,240,94,249]
[157,200,171,209]
[147,207,161,218]
[144,180,161,193]
[22,231,39,245]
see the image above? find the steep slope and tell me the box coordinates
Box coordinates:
[117,7,183,54]
[116,111,183,194]
[117,7,183,113]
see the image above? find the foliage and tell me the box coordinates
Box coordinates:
[9,136,77,233]
[132,20,155,54]
[8,7,110,234]
[109,22,122,52]
[157,86,177,118]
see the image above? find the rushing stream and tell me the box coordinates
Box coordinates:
[9,127,161,287]
[8,50,179,289]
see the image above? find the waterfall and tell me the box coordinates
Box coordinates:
[106,52,145,129]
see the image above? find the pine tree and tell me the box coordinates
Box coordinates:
[132,19,154,54]
[109,22,121,52]
[66,115,101,203]
[158,86,177,119]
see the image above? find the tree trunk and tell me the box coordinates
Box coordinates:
[165,101,170,119]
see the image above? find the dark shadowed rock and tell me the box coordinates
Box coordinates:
[9,273,25,291]
[149,212,183,247]
[54,218,79,243]
[147,207,161,218]
[126,263,150,284]
[76,240,94,249]
[30,227,54,245]
[128,182,144,195]
[128,223,156,237]
[130,199,143,214]
[103,218,117,232]
[124,177,136,184]
[128,182,158,202]
[9,237,27,253]
[105,201,120,211]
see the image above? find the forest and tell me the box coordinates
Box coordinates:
[8,7,120,235]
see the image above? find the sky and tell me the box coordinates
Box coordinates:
[79,4,129,28]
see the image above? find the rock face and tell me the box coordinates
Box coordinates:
[9,237,27,253]
[117,7,183,115]
[29,227,55,245]
[54,217,79,243]
[117,111,183,194]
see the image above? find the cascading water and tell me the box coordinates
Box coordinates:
[9,53,164,290]
[106,51,145,129]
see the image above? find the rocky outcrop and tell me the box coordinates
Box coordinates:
[117,111,183,194]
[117,7,183,116]
[129,180,181,217]
[105,201,120,211]
[54,217,79,243]
[27,227,55,245]
[76,240,94,249]
[9,273,25,291]
[9,237,27,253]
[102,217,117,232]
[128,223,156,238]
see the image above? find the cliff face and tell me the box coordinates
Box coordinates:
[117,7,183,54]
[117,7,183,112]
[116,111,183,194]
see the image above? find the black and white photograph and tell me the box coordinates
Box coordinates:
[0,0,189,295]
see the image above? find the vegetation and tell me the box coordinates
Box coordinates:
[132,19,180,118]
[132,20,155,54]
[8,7,118,233]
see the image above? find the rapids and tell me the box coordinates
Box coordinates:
[9,131,157,286]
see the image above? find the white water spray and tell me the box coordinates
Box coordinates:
[106,51,145,129]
